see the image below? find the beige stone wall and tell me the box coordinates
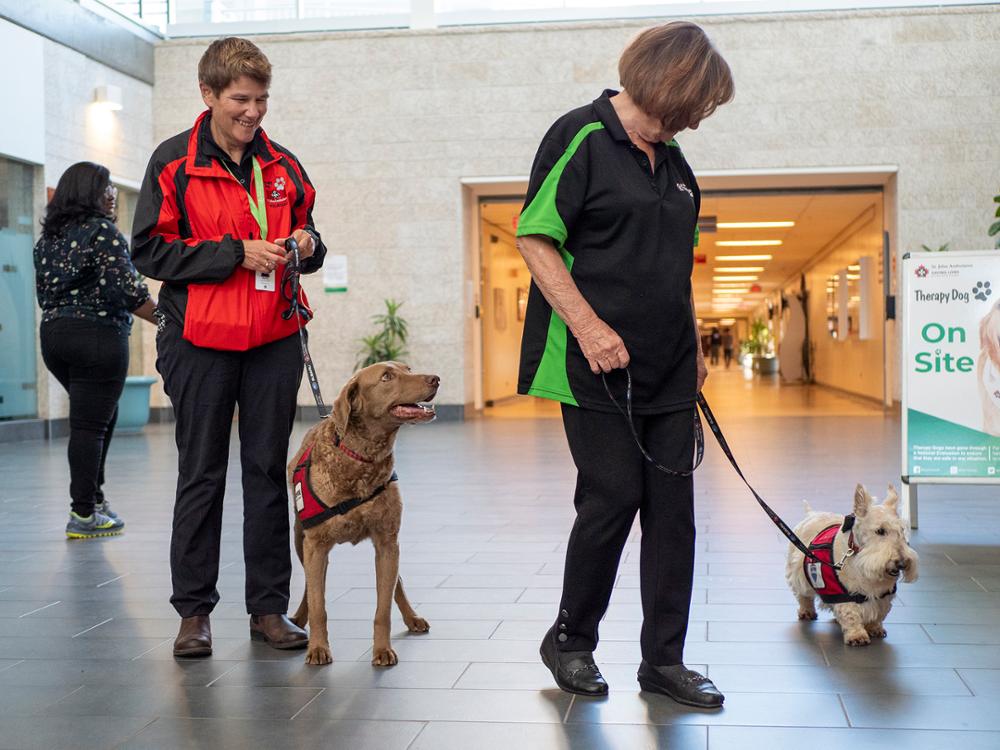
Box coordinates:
[151,5,1000,410]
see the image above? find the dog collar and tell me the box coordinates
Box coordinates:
[841,514,862,555]
[333,429,372,464]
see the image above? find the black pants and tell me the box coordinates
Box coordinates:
[40,318,128,517]
[558,403,696,666]
[723,348,733,368]
[156,320,303,618]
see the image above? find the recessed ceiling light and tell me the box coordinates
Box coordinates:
[713,275,758,281]
[846,274,861,280]
[719,318,737,325]
[712,289,746,295]
[716,240,782,247]
[717,221,795,229]
[715,254,773,261]
[714,267,764,273]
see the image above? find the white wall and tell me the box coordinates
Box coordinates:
[26,34,154,420]
[150,5,999,410]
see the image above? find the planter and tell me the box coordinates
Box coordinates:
[117,375,156,434]
[754,355,779,375]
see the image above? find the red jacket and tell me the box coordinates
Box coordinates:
[132,111,326,351]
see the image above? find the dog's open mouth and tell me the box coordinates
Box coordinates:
[887,569,901,578]
[390,403,436,421]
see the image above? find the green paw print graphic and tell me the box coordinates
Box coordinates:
[973,281,992,301]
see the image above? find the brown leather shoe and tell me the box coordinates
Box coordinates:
[173,615,212,658]
[249,614,308,650]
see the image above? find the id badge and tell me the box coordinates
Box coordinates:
[255,270,276,292]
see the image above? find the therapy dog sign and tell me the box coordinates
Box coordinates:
[902,251,1000,479]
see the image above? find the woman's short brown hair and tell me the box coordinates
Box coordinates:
[198,37,272,95]
[619,22,734,133]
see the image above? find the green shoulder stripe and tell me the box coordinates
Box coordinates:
[516,121,604,249]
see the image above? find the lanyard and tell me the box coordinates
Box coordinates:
[223,156,268,241]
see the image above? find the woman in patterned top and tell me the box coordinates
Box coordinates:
[34,161,157,539]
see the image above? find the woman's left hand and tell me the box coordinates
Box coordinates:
[277,229,315,261]
[696,348,708,392]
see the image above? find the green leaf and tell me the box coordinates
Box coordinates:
[989,220,1000,237]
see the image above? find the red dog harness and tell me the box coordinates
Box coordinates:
[803,515,896,605]
[292,444,398,529]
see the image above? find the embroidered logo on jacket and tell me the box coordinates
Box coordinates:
[266,177,288,205]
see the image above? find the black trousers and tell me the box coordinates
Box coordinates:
[156,320,303,618]
[40,318,128,517]
[558,403,696,666]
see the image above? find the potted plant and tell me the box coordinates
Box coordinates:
[356,299,409,370]
[747,318,778,374]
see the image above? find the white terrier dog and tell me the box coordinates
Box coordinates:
[785,484,918,646]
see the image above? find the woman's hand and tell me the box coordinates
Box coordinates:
[275,229,315,261]
[133,298,158,324]
[241,240,288,273]
[696,346,708,392]
[575,316,630,374]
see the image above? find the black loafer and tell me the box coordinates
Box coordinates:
[539,625,608,696]
[637,660,724,708]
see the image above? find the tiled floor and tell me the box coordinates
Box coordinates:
[1,367,998,749]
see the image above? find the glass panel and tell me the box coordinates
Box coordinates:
[0,156,37,420]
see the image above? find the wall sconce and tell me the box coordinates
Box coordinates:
[93,85,123,111]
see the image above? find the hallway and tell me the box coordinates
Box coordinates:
[0,380,998,748]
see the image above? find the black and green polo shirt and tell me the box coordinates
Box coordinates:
[516,89,700,414]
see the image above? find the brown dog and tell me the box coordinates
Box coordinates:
[287,362,439,666]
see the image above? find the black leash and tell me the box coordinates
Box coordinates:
[281,237,329,420]
[602,368,704,477]
[602,368,834,568]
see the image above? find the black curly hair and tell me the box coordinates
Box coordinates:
[41,161,114,238]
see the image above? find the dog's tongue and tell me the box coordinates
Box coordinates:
[391,403,434,419]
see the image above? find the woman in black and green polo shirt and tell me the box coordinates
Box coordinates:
[516,22,733,707]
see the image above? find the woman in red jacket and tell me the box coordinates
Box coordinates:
[132,37,326,658]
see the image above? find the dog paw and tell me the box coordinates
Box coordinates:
[405,616,430,633]
[845,631,871,647]
[305,644,333,665]
[372,646,398,667]
[867,625,887,639]
[797,610,818,621]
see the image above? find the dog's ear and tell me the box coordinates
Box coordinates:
[332,376,360,435]
[883,484,900,515]
[853,484,872,518]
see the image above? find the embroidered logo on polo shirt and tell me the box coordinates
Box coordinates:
[676,182,694,199]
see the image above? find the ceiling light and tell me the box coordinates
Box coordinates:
[715,254,773,261]
[848,265,861,271]
[846,274,861,280]
[717,221,795,229]
[719,318,737,325]
[713,275,758,282]
[712,289,746,295]
[714,266,764,273]
[716,240,783,247]
[93,85,123,111]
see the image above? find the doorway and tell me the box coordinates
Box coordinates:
[0,156,37,420]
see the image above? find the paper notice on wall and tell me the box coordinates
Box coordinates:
[324,255,348,293]
[902,251,1000,480]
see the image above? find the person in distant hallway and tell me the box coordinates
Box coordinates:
[34,161,157,539]
[515,22,733,706]
[709,326,722,365]
[132,37,326,658]
[722,327,734,368]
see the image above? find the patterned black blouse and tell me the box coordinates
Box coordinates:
[34,217,150,334]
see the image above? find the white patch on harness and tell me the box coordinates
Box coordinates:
[807,562,826,589]
[294,482,304,512]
